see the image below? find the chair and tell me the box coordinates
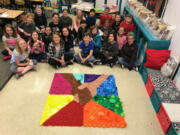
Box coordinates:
[0,0,11,8]
[15,0,25,10]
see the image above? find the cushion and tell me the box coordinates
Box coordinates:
[161,56,179,78]
[144,49,171,69]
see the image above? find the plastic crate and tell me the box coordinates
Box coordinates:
[150,88,180,113]
[150,89,161,113]
[145,75,154,97]
[157,104,172,133]
[157,103,180,134]
[148,72,177,89]
[139,65,148,84]
[166,123,180,135]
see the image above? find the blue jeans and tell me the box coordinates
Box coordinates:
[74,53,95,63]
[119,57,141,68]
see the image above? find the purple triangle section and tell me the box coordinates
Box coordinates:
[49,73,72,95]
[84,74,101,83]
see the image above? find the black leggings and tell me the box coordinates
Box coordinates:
[48,56,72,67]
[48,58,61,67]
[93,47,101,59]
[99,53,118,64]
[1,48,14,56]
[29,53,47,62]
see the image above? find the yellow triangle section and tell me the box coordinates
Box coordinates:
[40,95,74,125]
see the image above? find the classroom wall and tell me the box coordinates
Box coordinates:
[163,0,180,61]
[95,0,118,9]
[120,0,127,14]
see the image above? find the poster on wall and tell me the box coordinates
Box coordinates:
[173,65,180,90]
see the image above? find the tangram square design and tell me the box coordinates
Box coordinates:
[40,73,127,128]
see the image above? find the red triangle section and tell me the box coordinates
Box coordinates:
[83,100,127,127]
[43,101,83,126]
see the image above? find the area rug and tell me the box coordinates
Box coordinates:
[40,73,127,128]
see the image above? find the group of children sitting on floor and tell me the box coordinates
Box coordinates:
[1,6,140,79]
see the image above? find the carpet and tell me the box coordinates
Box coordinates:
[0,41,13,91]
[40,73,127,128]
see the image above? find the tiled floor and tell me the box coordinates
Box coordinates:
[0,63,164,135]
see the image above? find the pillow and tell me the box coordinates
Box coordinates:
[161,56,178,78]
[144,49,171,69]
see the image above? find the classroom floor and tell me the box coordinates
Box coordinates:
[0,62,164,135]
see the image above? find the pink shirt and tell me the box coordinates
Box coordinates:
[2,35,20,49]
[27,40,45,54]
[117,35,126,50]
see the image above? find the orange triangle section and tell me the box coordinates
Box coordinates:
[83,100,127,127]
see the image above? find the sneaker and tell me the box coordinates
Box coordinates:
[73,58,77,63]
[109,63,114,68]
[66,60,73,66]
[3,56,11,61]
[128,67,133,71]
[85,62,93,68]
[52,65,59,69]
[15,72,23,79]
[31,66,37,71]
[41,59,47,63]
[94,61,102,65]
[120,64,125,68]
[134,67,139,72]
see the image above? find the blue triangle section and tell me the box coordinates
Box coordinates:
[73,73,84,83]
[97,75,118,96]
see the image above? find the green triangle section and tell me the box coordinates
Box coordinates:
[43,101,84,126]
[83,100,127,127]
[40,95,74,125]
[92,95,125,117]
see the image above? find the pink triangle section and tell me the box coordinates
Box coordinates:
[49,73,72,95]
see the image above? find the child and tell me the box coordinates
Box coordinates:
[17,14,25,26]
[49,13,61,33]
[17,13,26,38]
[10,38,36,79]
[77,20,88,44]
[41,26,52,52]
[90,25,102,59]
[18,13,36,41]
[112,14,122,33]
[59,9,72,30]
[73,9,86,37]
[86,9,96,28]
[95,32,118,67]
[117,27,127,56]
[48,33,72,69]
[120,14,135,35]
[62,27,75,62]
[74,33,94,68]
[111,13,116,26]
[28,31,47,62]
[100,7,112,27]
[2,24,20,61]
[34,6,47,34]
[101,19,112,42]
[119,32,140,71]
